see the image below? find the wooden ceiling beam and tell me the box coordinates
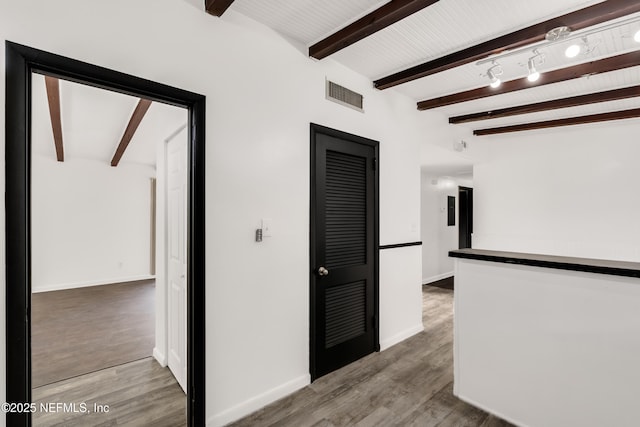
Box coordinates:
[473,108,640,136]
[375,0,640,90]
[44,76,64,162]
[309,0,440,59]
[111,99,152,167]
[449,86,640,124]
[205,0,235,17]
[417,50,640,110]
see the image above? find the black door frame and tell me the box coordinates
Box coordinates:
[309,123,379,381]
[5,41,206,426]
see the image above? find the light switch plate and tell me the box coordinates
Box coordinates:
[262,218,272,237]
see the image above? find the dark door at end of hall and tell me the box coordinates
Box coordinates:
[310,123,379,381]
[459,186,473,249]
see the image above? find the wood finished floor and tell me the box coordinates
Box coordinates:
[31,280,156,387]
[33,357,186,426]
[230,285,514,427]
[426,276,454,290]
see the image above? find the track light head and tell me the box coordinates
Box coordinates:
[489,74,501,88]
[487,62,503,88]
[526,58,539,82]
[565,43,581,58]
[526,50,543,82]
[565,37,593,58]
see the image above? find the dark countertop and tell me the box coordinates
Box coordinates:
[449,248,640,279]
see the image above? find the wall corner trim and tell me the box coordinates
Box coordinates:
[207,374,310,427]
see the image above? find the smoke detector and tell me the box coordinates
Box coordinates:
[453,140,467,152]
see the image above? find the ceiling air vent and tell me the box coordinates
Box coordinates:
[326,80,364,112]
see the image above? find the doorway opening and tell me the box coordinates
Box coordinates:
[5,41,206,426]
[29,72,190,423]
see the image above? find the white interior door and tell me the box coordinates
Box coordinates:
[167,133,187,393]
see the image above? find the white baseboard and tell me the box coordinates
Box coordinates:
[380,323,424,351]
[207,374,310,427]
[32,274,156,293]
[422,271,453,285]
[455,393,526,427]
[153,347,167,367]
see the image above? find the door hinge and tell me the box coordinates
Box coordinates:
[372,157,377,171]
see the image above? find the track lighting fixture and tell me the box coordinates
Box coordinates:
[487,62,503,88]
[476,16,640,88]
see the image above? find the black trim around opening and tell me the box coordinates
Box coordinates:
[5,41,206,426]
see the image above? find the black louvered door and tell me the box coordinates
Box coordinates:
[310,124,378,380]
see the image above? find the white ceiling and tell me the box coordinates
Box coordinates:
[226,0,640,175]
[232,0,389,47]
[34,2,640,175]
[32,73,187,167]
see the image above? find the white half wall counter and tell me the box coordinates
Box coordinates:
[450,249,640,427]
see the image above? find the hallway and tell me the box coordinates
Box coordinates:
[231,285,512,426]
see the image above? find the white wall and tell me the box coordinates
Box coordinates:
[31,155,155,292]
[472,122,640,261]
[454,258,640,427]
[380,246,424,350]
[420,173,472,283]
[0,2,425,425]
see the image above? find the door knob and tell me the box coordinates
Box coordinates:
[317,266,329,276]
